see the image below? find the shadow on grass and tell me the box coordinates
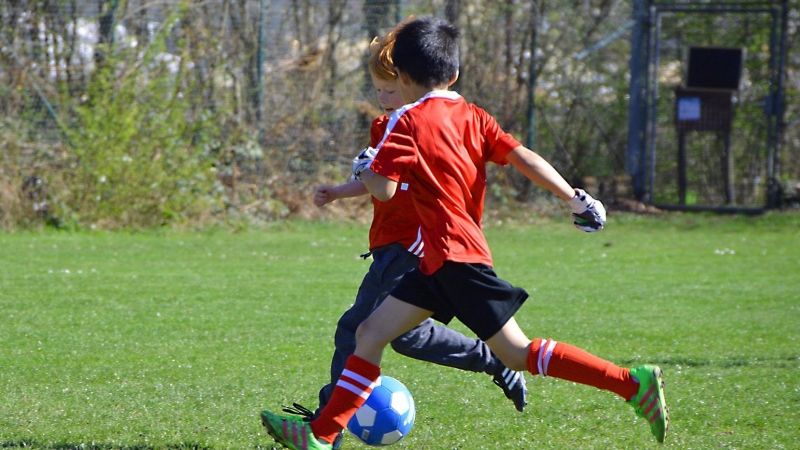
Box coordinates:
[0,442,213,450]
[622,354,800,368]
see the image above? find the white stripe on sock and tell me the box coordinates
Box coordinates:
[537,339,547,376]
[542,339,558,376]
[341,369,378,390]
[336,380,371,399]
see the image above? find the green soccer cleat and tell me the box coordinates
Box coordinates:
[261,409,332,450]
[628,365,669,443]
[281,403,343,450]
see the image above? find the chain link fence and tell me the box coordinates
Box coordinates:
[643,1,794,210]
[1,0,797,228]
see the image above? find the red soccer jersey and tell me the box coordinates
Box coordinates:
[370,91,521,275]
[367,115,424,255]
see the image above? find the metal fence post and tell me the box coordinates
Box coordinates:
[627,0,648,201]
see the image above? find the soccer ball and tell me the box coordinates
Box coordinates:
[346,375,415,446]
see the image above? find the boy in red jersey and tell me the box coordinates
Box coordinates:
[262,17,668,450]
[293,30,526,449]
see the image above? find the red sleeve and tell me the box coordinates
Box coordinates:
[370,117,417,182]
[474,105,521,165]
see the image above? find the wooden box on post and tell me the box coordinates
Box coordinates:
[674,87,734,133]
[674,87,736,205]
[671,45,743,206]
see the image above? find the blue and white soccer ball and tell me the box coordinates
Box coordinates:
[346,375,415,446]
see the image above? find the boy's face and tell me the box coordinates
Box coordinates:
[372,77,405,114]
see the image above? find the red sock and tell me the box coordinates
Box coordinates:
[526,338,638,400]
[310,355,381,444]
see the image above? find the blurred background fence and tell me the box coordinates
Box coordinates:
[637,1,793,212]
[1,0,798,229]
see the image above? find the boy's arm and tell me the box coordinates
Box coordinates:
[359,169,397,202]
[349,146,398,201]
[505,146,606,231]
[313,180,370,207]
[504,146,576,200]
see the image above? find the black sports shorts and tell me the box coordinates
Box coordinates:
[390,261,528,341]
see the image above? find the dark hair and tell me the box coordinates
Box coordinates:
[392,17,460,89]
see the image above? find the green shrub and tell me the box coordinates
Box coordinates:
[57,13,222,229]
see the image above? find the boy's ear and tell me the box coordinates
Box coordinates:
[396,69,412,86]
[447,70,459,87]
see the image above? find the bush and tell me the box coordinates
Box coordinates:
[20,14,225,230]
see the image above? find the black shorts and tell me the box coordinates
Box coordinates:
[390,261,528,341]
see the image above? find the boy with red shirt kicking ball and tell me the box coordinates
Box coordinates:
[296,29,526,449]
[261,17,668,449]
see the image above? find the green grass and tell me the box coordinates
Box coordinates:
[1,213,799,449]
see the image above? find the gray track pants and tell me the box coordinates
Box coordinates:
[317,243,499,413]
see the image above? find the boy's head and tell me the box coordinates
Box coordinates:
[392,17,460,89]
[368,27,405,114]
[368,33,397,83]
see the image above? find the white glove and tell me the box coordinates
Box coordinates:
[351,146,378,180]
[567,189,606,232]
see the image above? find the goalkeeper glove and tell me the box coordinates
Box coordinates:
[567,189,606,232]
[351,146,378,180]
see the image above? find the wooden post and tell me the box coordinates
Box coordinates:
[678,130,687,205]
[724,131,734,204]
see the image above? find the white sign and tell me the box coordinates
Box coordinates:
[677,97,701,120]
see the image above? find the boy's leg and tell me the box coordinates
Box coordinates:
[263,296,431,448]
[320,246,524,414]
[390,318,495,373]
[485,317,638,399]
[310,296,434,443]
[484,317,668,442]
[525,335,669,442]
[429,264,638,402]
[316,245,418,414]
[317,287,382,415]
[391,318,527,412]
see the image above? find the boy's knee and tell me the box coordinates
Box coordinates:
[356,316,398,353]
[355,317,380,345]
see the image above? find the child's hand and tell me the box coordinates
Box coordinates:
[314,185,336,207]
[568,189,606,232]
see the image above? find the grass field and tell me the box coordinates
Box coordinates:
[1,213,799,449]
